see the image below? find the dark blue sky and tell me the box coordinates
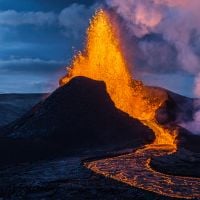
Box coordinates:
[0,0,95,12]
[0,0,97,93]
[0,0,195,97]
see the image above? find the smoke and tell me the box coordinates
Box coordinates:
[188,75,200,135]
[105,0,200,83]
[195,73,200,97]
[181,110,200,135]
[59,3,98,39]
[105,0,200,134]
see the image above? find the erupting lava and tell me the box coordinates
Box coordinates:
[60,9,177,148]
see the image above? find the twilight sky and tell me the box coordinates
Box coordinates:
[0,0,96,93]
[0,0,197,97]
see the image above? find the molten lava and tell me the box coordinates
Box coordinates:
[60,9,177,149]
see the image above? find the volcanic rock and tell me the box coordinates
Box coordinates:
[151,147,200,177]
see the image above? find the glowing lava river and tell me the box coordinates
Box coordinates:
[85,145,200,199]
[60,9,200,199]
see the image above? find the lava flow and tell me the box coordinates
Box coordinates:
[60,9,177,149]
[59,9,200,199]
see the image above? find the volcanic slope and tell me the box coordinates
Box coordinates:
[0,77,154,165]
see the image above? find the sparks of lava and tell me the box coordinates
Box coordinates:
[60,9,177,149]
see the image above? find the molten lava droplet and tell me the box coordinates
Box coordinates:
[60,9,177,149]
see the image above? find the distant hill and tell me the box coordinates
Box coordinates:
[0,93,47,127]
[0,83,196,129]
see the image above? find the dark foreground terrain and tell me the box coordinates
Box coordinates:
[0,77,199,199]
[0,149,185,200]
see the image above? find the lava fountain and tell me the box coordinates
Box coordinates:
[60,9,177,149]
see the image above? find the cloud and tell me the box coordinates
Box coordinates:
[0,10,57,26]
[0,58,66,74]
[136,35,179,73]
[0,3,98,41]
[59,3,98,39]
[0,3,97,33]
[0,58,66,93]
[0,73,60,93]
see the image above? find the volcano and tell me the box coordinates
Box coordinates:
[0,76,154,165]
[0,76,199,167]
